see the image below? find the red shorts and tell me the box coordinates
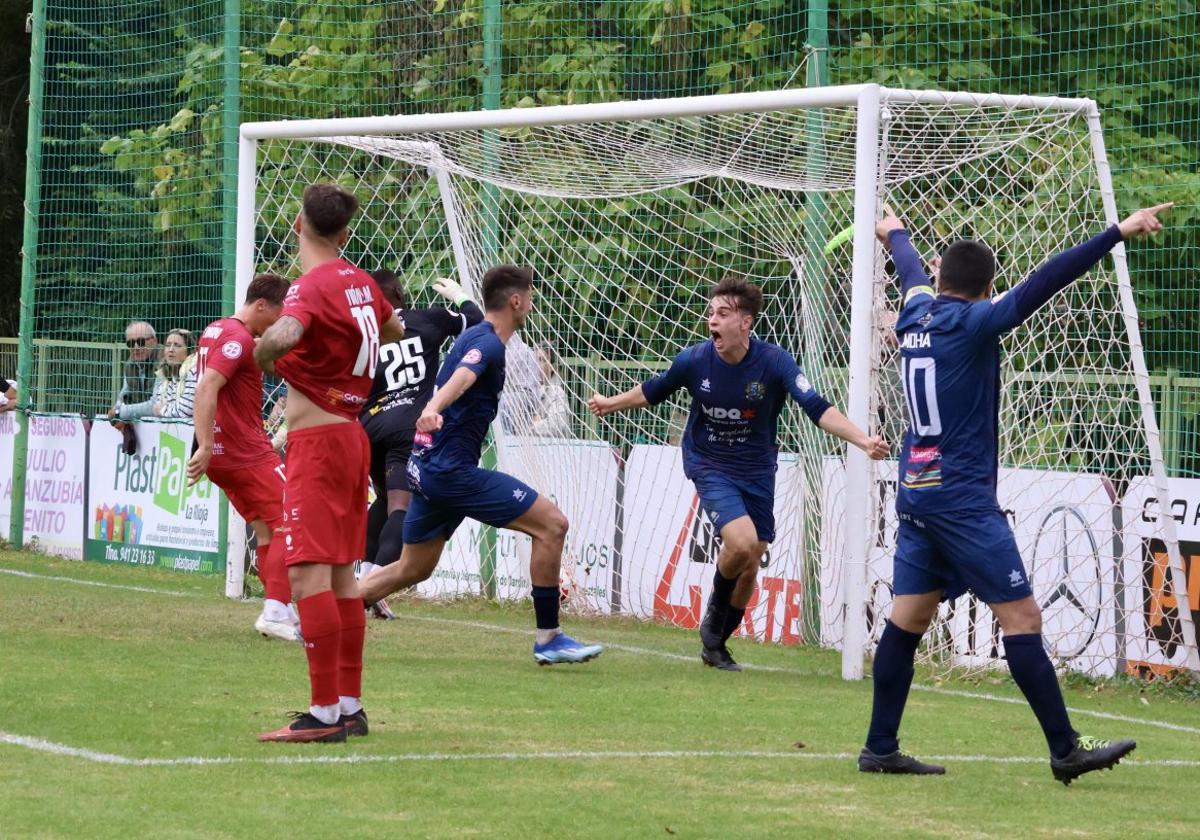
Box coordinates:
[280,422,370,566]
[207,456,285,530]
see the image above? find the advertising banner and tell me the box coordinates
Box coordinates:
[0,413,87,558]
[821,459,1119,676]
[86,422,222,574]
[1121,477,1200,676]
[492,437,618,610]
[621,444,808,643]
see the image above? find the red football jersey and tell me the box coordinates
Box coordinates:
[275,259,395,420]
[197,317,275,467]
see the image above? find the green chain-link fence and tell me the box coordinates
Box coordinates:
[10,1,1200,542]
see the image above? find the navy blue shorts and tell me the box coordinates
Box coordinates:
[403,458,538,544]
[690,468,776,543]
[893,509,1033,604]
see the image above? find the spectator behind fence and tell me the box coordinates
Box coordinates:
[113,328,195,422]
[108,320,160,454]
[0,376,16,413]
[153,329,197,419]
[531,345,571,438]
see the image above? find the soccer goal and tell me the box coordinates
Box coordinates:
[235,84,1199,682]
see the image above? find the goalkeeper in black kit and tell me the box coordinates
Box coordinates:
[358,271,483,615]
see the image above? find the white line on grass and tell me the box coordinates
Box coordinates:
[3,730,1199,769]
[4,566,1198,738]
[400,615,1200,737]
[0,567,195,598]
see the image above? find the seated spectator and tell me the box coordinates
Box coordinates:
[114,328,196,421]
[531,344,572,438]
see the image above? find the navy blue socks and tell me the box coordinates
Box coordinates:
[1003,634,1077,759]
[865,620,923,755]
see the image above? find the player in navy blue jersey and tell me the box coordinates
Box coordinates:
[589,276,888,671]
[860,202,1172,782]
[357,270,483,618]
[360,265,603,665]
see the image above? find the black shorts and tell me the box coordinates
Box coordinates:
[361,411,415,494]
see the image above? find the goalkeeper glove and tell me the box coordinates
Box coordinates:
[431,276,470,307]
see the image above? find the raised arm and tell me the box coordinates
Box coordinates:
[1004,203,1173,326]
[877,205,935,304]
[254,315,304,375]
[186,369,227,484]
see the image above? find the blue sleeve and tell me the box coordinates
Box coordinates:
[778,351,832,426]
[455,332,500,378]
[888,230,935,309]
[641,348,692,406]
[969,225,1123,338]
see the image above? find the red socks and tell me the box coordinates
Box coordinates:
[296,591,341,707]
[336,597,366,700]
[259,539,292,604]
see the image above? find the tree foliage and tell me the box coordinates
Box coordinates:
[31,1,1200,376]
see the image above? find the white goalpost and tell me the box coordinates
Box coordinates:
[233,84,1199,682]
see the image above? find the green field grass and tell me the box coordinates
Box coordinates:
[1,550,1197,839]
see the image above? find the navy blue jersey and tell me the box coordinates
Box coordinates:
[891,226,1123,514]
[641,338,831,476]
[412,320,506,468]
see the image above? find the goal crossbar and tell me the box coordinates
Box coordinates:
[239,85,1097,142]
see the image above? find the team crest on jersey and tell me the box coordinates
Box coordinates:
[462,348,483,365]
[795,374,811,392]
[284,283,301,302]
[221,341,242,360]
[744,381,765,401]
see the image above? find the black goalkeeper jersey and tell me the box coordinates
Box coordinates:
[360,301,484,431]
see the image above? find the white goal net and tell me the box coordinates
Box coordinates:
[238,85,1199,681]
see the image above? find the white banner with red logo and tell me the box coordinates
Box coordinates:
[620,444,808,643]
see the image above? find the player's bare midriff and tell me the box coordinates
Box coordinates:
[285,385,351,431]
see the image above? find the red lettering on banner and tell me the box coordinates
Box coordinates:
[654,494,702,627]
[759,576,784,640]
[738,586,759,639]
[781,578,802,645]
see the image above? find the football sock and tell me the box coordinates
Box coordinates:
[261,539,291,604]
[365,495,387,565]
[375,509,407,568]
[1003,634,1077,759]
[336,597,366,701]
[357,561,377,581]
[721,606,746,643]
[262,598,290,622]
[531,585,560,633]
[296,591,341,708]
[309,703,340,726]
[711,568,737,610]
[865,620,923,755]
[339,695,363,716]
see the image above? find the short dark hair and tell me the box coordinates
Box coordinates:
[482,265,533,311]
[302,183,359,237]
[370,269,406,309]
[244,272,291,306]
[709,275,763,320]
[938,240,996,298]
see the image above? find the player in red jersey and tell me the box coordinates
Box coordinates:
[186,273,296,642]
[253,184,404,744]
